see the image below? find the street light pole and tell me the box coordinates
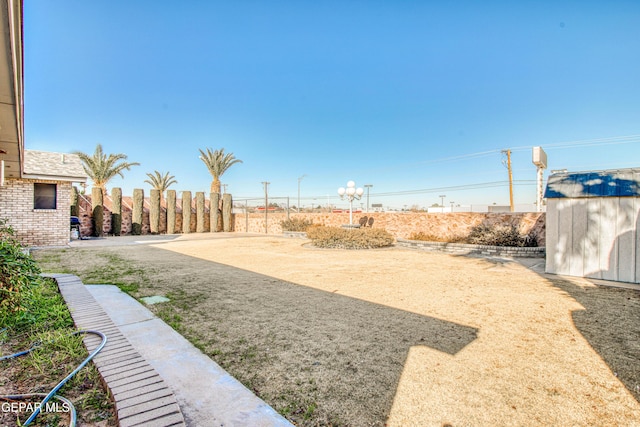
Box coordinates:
[439,195,446,213]
[297,174,306,213]
[364,184,373,212]
[338,181,364,226]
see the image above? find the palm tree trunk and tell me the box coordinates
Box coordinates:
[211,178,221,194]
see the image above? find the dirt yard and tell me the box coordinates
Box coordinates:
[33,234,640,426]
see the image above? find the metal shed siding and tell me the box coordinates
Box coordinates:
[545,191,640,283]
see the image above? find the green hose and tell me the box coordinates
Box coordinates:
[0,329,107,426]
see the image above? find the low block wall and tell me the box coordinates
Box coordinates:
[396,238,546,258]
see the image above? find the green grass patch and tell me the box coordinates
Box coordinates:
[1,221,116,426]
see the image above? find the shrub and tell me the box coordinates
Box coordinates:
[281,217,313,232]
[465,224,537,247]
[0,220,42,320]
[306,226,394,249]
[409,223,538,247]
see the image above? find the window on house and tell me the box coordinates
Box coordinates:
[34,183,57,209]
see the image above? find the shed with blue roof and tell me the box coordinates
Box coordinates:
[544,168,640,283]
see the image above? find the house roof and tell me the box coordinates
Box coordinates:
[544,168,640,199]
[22,149,88,182]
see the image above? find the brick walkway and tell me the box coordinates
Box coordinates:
[49,273,186,427]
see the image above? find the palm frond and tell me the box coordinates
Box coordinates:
[198,148,242,193]
[73,144,140,191]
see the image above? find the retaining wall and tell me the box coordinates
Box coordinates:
[396,238,545,258]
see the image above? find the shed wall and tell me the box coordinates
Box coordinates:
[546,196,640,283]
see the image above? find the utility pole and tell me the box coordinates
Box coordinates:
[502,149,514,212]
[364,184,373,212]
[439,195,446,213]
[262,181,270,234]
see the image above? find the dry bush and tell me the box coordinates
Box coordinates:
[280,217,314,232]
[306,226,394,249]
[466,224,537,247]
[409,224,538,247]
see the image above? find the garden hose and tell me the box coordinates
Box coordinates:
[0,329,107,426]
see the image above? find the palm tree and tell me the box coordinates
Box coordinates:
[198,148,242,194]
[144,170,177,199]
[74,144,140,194]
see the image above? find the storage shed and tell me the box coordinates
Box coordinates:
[544,168,640,283]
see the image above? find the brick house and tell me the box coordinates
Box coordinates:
[0,1,88,246]
[0,150,86,246]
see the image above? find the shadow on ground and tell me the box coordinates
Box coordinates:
[504,257,640,403]
[548,277,640,402]
[56,245,478,426]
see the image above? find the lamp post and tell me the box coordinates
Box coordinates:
[364,184,373,212]
[297,174,306,213]
[337,181,364,226]
[439,195,446,213]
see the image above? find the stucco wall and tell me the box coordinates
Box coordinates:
[0,178,72,246]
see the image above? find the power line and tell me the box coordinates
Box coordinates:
[366,134,640,174]
[302,180,536,200]
[510,134,640,153]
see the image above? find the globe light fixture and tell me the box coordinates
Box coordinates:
[338,180,364,225]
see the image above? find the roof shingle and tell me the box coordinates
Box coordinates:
[23,149,87,181]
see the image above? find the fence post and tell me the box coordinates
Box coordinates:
[132,189,144,235]
[222,193,232,232]
[91,187,103,237]
[111,187,122,236]
[182,191,192,234]
[210,192,220,232]
[166,190,176,234]
[196,192,205,233]
[150,189,161,234]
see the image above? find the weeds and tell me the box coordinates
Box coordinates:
[0,279,116,426]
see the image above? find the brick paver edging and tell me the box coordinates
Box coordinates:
[396,238,546,258]
[47,273,186,427]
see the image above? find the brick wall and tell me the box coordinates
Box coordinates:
[234,211,546,246]
[77,194,210,236]
[0,178,72,246]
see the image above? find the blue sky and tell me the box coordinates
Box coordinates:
[24,1,640,209]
